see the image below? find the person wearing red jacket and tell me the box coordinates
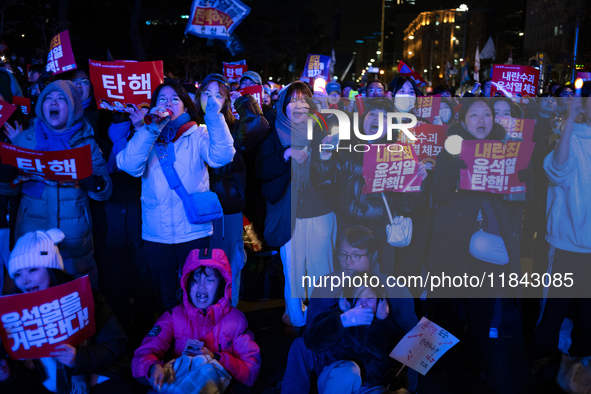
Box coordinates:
[131,248,261,391]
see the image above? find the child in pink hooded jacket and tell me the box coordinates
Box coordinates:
[131,248,261,390]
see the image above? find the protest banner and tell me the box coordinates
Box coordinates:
[362,144,423,194]
[0,276,95,360]
[496,117,535,142]
[398,61,428,87]
[46,30,77,75]
[398,124,448,166]
[223,62,247,83]
[390,317,460,376]
[89,60,164,112]
[491,64,539,97]
[459,140,535,194]
[12,96,31,117]
[0,143,93,185]
[0,99,17,128]
[301,54,331,84]
[413,96,441,123]
[231,85,263,117]
[185,0,251,40]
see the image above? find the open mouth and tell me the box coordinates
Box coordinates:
[195,293,209,303]
[25,286,39,292]
[49,109,59,119]
[370,123,380,132]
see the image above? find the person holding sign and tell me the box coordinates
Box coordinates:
[131,249,260,392]
[428,98,531,375]
[197,73,270,307]
[0,229,140,394]
[0,80,113,286]
[283,272,408,394]
[116,81,235,314]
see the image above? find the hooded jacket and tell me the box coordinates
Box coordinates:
[131,249,261,386]
[0,81,112,278]
[117,111,235,244]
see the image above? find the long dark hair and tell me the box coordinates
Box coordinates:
[151,81,200,122]
[453,98,506,140]
[388,76,421,97]
[281,81,315,116]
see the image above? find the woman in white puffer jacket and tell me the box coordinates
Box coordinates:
[117,81,235,313]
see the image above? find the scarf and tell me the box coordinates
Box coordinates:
[22,120,84,198]
[275,85,311,191]
[107,121,131,173]
[81,96,93,110]
[159,112,191,143]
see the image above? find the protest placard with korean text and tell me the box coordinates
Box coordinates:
[459,140,535,194]
[301,54,331,84]
[231,85,263,118]
[0,99,17,128]
[0,143,93,185]
[491,65,539,97]
[362,144,423,194]
[0,276,95,360]
[390,317,459,376]
[185,0,251,40]
[223,62,247,83]
[45,30,77,75]
[398,124,448,166]
[89,60,164,112]
[412,96,441,123]
[496,117,535,142]
[12,96,31,117]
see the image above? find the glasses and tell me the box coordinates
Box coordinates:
[202,91,224,100]
[157,97,182,105]
[337,252,369,262]
[368,88,384,95]
[71,78,90,86]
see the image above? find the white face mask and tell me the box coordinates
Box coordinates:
[439,108,452,123]
[394,95,416,113]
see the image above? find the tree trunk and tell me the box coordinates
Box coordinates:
[129,0,146,61]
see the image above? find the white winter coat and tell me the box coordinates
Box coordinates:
[117,113,235,244]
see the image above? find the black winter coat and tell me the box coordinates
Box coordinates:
[209,94,270,215]
[428,123,532,297]
[304,309,403,388]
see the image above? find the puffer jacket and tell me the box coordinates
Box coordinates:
[209,95,270,215]
[131,249,261,386]
[310,133,428,229]
[116,112,235,244]
[0,117,112,278]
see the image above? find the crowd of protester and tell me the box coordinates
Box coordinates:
[0,49,589,394]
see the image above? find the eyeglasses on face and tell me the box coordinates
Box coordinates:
[202,91,224,100]
[368,88,384,94]
[337,252,369,262]
[71,78,90,86]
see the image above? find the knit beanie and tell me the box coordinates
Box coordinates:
[8,229,65,278]
[239,71,262,86]
[35,80,84,131]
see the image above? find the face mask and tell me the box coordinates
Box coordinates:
[439,108,452,123]
[394,95,416,113]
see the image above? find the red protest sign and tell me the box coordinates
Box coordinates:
[231,85,263,117]
[496,117,535,142]
[399,124,448,166]
[0,100,17,128]
[46,30,77,75]
[0,143,93,185]
[362,144,423,194]
[12,96,31,116]
[223,63,247,83]
[413,96,441,122]
[89,60,164,112]
[491,65,539,97]
[0,276,95,360]
[459,140,535,194]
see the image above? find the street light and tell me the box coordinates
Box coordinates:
[370,58,375,62]
[519,32,524,36]
[437,65,440,69]
[376,51,382,55]
[380,70,385,74]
